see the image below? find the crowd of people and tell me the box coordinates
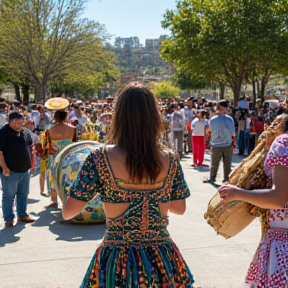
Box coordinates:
[0,85,288,287]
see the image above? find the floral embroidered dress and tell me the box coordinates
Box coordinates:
[245,133,288,288]
[47,139,73,192]
[69,146,194,288]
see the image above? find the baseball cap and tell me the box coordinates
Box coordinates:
[218,99,228,108]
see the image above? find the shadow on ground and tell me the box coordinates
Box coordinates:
[0,224,25,247]
[31,206,106,242]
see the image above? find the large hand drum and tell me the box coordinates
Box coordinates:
[204,193,258,239]
[51,141,105,224]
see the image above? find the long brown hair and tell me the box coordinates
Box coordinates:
[107,82,163,183]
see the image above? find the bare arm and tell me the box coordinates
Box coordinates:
[169,199,186,215]
[0,151,10,177]
[219,165,288,209]
[62,196,87,220]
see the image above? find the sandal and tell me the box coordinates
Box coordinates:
[40,192,49,197]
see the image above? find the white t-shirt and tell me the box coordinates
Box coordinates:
[191,118,208,136]
[31,110,40,129]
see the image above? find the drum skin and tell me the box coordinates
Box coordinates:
[51,141,106,224]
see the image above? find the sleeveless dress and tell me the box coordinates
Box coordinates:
[244,133,288,288]
[69,146,194,288]
[47,139,73,192]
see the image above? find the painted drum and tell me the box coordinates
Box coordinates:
[51,140,106,224]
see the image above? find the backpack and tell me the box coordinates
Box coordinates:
[172,112,184,130]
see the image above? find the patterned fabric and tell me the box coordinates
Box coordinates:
[245,133,288,287]
[264,133,288,178]
[47,139,73,191]
[69,145,194,288]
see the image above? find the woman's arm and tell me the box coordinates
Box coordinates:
[169,199,186,215]
[219,165,288,209]
[62,196,87,220]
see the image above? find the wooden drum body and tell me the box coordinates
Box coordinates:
[204,193,258,239]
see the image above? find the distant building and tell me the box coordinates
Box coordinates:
[114,37,141,48]
[145,35,169,50]
[145,39,160,50]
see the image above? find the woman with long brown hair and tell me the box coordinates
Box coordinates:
[62,82,194,287]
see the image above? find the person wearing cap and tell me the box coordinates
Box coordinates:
[0,112,37,227]
[204,99,236,184]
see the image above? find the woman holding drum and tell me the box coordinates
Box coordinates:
[219,117,288,287]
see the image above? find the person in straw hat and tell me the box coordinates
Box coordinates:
[43,98,76,206]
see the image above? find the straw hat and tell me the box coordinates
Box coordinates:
[100,112,112,118]
[45,97,69,110]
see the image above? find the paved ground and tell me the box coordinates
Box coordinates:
[0,151,261,288]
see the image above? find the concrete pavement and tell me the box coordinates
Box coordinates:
[0,151,261,288]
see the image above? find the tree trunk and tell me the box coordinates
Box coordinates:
[219,82,225,99]
[34,81,46,104]
[260,75,269,103]
[22,84,30,105]
[13,83,21,103]
[252,80,257,109]
[232,81,242,107]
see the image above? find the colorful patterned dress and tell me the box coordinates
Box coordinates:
[47,139,73,192]
[69,146,194,288]
[244,133,288,287]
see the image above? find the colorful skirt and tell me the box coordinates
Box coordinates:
[80,241,194,288]
[245,228,288,288]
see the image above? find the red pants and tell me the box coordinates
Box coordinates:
[192,135,206,165]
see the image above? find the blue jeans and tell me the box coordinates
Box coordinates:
[1,170,30,222]
[237,130,250,155]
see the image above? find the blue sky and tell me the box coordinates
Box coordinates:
[83,0,177,45]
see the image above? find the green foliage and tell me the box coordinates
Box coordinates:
[173,70,207,90]
[149,81,180,98]
[160,0,288,103]
[0,0,119,102]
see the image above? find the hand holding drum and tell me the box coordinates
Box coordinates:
[218,184,241,204]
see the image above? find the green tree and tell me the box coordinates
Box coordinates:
[49,50,120,97]
[0,0,116,103]
[149,81,180,98]
[173,70,207,90]
[161,0,288,105]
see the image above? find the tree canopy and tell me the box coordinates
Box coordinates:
[0,0,119,102]
[149,81,180,98]
[160,0,288,104]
